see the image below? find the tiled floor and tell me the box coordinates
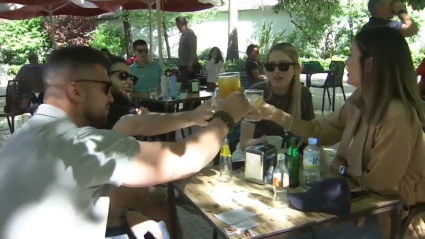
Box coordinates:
[0,74,353,239]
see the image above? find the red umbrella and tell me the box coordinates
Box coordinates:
[0,0,217,13]
[0,2,108,20]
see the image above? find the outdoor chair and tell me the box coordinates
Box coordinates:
[309,61,346,112]
[402,203,425,236]
[240,72,250,89]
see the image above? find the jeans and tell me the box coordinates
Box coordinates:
[286,216,384,239]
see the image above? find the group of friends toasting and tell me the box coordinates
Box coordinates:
[1,2,425,238]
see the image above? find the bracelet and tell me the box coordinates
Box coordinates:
[120,207,136,226]
[212,111,235,132]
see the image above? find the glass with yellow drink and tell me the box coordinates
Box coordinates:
[244,89,264,122]
[214,72,241,99]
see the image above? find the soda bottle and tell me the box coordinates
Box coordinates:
[272,153,289,208]
[218,137,232,183]
[287,137,300,188]
[302,137,321,189]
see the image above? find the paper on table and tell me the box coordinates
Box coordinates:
[213,208,257,225]
[233,218,259,230]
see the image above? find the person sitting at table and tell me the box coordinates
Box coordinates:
[130,39,163,95]
[105,55,216,238]
[257,27,425,238]
[240,43,315,152]
[245,44,267,86]
[205,47,225,92]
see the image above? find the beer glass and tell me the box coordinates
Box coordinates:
[212,72,241,105]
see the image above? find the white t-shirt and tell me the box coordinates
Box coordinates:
[0,104,139,239]
[206,59,224,83]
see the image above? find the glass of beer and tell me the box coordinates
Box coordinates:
[212,72,241,106]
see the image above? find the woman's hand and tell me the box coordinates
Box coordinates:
[257,102,278,121]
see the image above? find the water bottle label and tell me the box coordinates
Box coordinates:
[220,145,231,157]
[304,156,320,169]
[273,172,289,188]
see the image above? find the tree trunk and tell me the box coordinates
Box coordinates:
[226,0,239,61]
[122,10,133,59]
[162,17,172,58]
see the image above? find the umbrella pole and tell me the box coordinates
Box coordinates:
[156,0,163,67]
[48,7,57,49]
[149,4,153,59]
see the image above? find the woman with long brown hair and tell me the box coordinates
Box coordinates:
[240,43,314,151]
[258,27,425,238]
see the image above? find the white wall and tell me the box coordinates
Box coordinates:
[99,8,294,58]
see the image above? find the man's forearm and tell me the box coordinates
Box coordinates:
[113,111,194,136]
[399,13,419,35]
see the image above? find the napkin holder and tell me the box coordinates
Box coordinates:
[244,143,277,185]
[188,79,200,93]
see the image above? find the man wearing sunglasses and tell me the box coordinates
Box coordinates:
[0,46,250,239]
[130,39,163,94]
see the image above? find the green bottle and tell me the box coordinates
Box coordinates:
[287,137,300,188]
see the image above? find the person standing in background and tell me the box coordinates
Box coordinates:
[130,39,163,95]
[205,47,224,92]
[176,16,200,91]
[245,44,267,86]
[362,0,418,37]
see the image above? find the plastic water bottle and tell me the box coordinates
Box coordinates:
[302,138,321,189]
[169,75,177,97]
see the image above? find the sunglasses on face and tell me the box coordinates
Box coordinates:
[136,49,148,54]
[264,62,298,72]
[108,70,138,84]
[75,79,112,95]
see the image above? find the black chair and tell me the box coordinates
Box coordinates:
[402,203,425,236]
[2,80,24,134]
[240,72,250,89]
[310,61,346,112]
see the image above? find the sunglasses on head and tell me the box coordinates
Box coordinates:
[136,49,148,54]
[264,62,298,72]
[75,79,112,95]
[108,70,138,84]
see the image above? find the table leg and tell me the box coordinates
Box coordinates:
[332,86,336,112]
[167,182,183,239]
[390,202,403,239]
[164,103,174,142]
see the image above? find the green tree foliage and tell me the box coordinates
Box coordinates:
[90,23,126,56]
[0,18,50,65]
[254,20,286,61]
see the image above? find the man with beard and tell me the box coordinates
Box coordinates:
[0,46,250,239]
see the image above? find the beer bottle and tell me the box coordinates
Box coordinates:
[287,137,300,188]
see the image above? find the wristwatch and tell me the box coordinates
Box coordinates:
[212,111,235,132]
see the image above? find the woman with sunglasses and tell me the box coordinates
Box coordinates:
[240,43,315,151]
[257,28,425,238]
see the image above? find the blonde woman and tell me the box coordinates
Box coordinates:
[240,43,315,151]
[258,27,425,238]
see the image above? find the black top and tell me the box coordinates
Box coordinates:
[245,59,265,86]
[361,17,402,31]
[104,103,136,130]
[249,81,315,149]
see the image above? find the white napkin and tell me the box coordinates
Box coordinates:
[231,143,245,162]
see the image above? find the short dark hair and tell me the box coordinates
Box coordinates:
[108,55,128,72]
[175,16,187,25]
[132,40,148,49]
[368,0,384,16]
[45,46,110,81]
[246,44,259,56]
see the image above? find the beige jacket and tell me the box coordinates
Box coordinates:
[288,90,425,237]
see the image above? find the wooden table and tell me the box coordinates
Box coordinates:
[174,166,404,239]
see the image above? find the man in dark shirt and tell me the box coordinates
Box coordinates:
[362,0,418,37]
[245,44,267,86]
